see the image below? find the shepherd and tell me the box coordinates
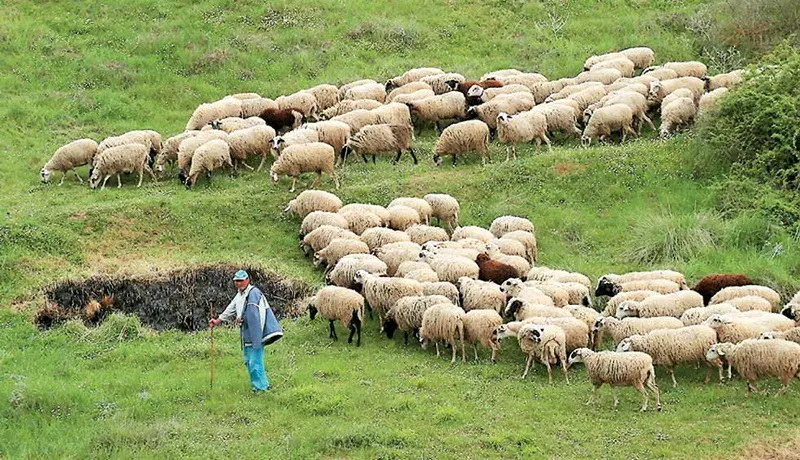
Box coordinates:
[209,270,283,393]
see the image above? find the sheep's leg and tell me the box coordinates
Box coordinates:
[624,124,638,139]
[727,364,732,380]
[393,151,402,164]
[330,169,340,190]
[434,121,441,134]
[522,354,534,379]
[355,320,361,347]
[372,155,377,164]
[505,146,511,162]
[561,359,569,384]
[73,169,84,183]
[473,344,479,361]
[58,171,66,186]
[747,381,760,396]
[408,148,418,165]
[543,134,552,152]
[116,174,122,188]
[101,175,110,190]
[451,340,458,363]
[490,346,497,364]
[240,161,254,171]
[289,177,297,193]
[310,172,322,188]
[586,384,601,406]
[643,113,656,132]
[328,320,336,340]
[614,387,622,408]
[452,155,457,167]
[347,324,356,344]
[545,359,553,385]
[257,155,267,172]
[144,164,157,184]
[435,342,440,358]
[776,377,791,396]
[137,168,144,187]
[669,368,677,388]
[403,332,409,345]
[634,383,648,411]
[645,375,662,410]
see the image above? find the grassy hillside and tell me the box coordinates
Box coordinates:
[2,0,800,457]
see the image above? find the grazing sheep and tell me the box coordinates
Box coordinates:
[616,291,704,319]
[476,85,533,102]
[489,215,535,238]
[567,85,609,113]
[385,205,421,231]
[89,143,156,190]
[495,73,548,91]
[527,267,591,288]
[692,273,753,305]
[342,123,416,164]
[520,316,589,352]
[406,92,468,132]
[303,121,352,164]
[386,81,434,102]
[392,89,437,105]
[597,271,688,296]
[314,238,370,270]
[338,79,379,99]
[680,304,741,326]
[486,238,527,260]
[276,91,318,120]
[726,296,773,312]
[500,278,555,306]
[647,77,705,107]
[586,91,655,134]
[565,305,603,348]
[206,116,266,133]
[185,139,233,188]
[271,128,320,157]
[501,231,537,263]
[705,313,795,343]
[663,61,707,78]
[383,295,453,344]
[710,285,782,311]
[338,210,382,236]
[374,243,422,276]
[505,298,571,321]
[458,277,506,313]
[529,103,582,138]
[421,73,466,95]
[321,99,383,119]
[225,124,277,172]
[419,251,480,284]
[339,203,390,226]
[575,68,623,85]
[591,57,635,77]
[285,190,343,218]
[581,104,636,146]
[642,66,679,80]
[404,225,448,245]
[396,260,432,277]
[269,142,339,192]
[546,81,604,102]
[176,130,229,182]
[308,286,365,346]
[473,253,518,285]
[354,270,424,326]
[343,82,386,103]
[423,281,460,306]
[326,254,387,289]
[617,325,720,386]
[496,111,550,160]
[598,279,681,298]
[467,93,535,130]
[519,324,570,383]
[360,227,411,252]
[386,67,444,91]
[186,97,243,130]
[445,79,504,97]
[698,87,729,116]
[41,139,98,185]
[259,108,303,133]
[405,268,439,283]
[155,131,201,176]
[423,193,460,232]
[307,84,340,111]
[583,51,626,70]
[331,109,382,134]
[760,327,800,345]
[241,98,278,119]
[481,69,522,80]
[419,304,467,362]
[593,316,684,349]
[433,120,491,167]
[301,225,360,256]
[568,349,662,411]
[706,339,800,395]
[463,309,504,362]
[703,69,744,91]
[98,130,162,162]
[659,97,697,138]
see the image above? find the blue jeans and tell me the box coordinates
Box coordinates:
[243,346,269,391]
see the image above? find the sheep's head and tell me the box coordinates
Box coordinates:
[385,79,397,92]
[496,112,510,125]
[582,107,595,125]
[759,331,778,340]
[704,314,729,329]
[706,343,735,362]
[499,278,523,294]
[504,298,524,320]
[530,327,545,344]
[283,199,296,213]
[312,253,324,267]
[419,334,430,349]
[615,301,638,319]
[781,305,797,321]
[88,168,103,189]
[271,137,286,153]
[591,316,607,333]
[466,106,479,119]
[567,348,594,368]
[444,80,460,91]
[493,324,516,341]
[383,316,398,338]
[466,85,484,98]
[475,253,491,265]
[210,120,222,130]
[352,269,370,285]
[616,337,634,352]
[40,168,51,183]
[647,81,665,104]
[594,276,619,297]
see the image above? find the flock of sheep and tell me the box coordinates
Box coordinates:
[289,189,800,411]
[40,46,744,190]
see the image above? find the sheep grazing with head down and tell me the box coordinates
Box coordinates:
[385,67,444,91]
[423,193,460,233]
[499,278,555,307]
[457,277,506,313]
[353,270,424,327]
[568,348,662,411]
[186,97,243,130]
[663,61,708,78]
[308,286,365,346]
[302,120,352,165]
[504,298,571,321]
[307,84,340,112]
[225,124,277,173]
[423,281,460,306]
[360,227,411,252]
[386,81,433,102]
[406,92,468,133]
[496,111,551,160]
[285,190,343,218]
[659,96,696,138]
[592,316,684,350]
[419,303,467,362]
[419,251,479,284]
[489,215,535,238]
[342,123,416,164]
[41,138,99,185]
[462,309,504,362]
[383,295,453,344]
[276,91,319,121]
[760,327,800,345]
[338,79,379,99]
[433,120,491,167]
[705,313,795,344]
[89,143,157,190]
[321,99,383,119]
[692,274,753,305]
[709,285,782,311]
[185,139,233,189]
[389,198,433,225]
[518,324,570,383]
[301,225,360,256]
[269,142,339,193]
[615,290,704,319]
[155,131,201,176]
[325,254,387,289]
[314,238,370,271]
[581,104,637,147]
[706,339,800,395]
[680,304,741,326]
[271,128,320,157]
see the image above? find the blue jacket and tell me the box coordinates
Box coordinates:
[241,287,283,350]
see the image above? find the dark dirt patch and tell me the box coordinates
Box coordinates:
[37,264,312,332]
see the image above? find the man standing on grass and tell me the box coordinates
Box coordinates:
[209,270,283,393]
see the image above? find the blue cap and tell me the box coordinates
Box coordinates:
[233,270,249,281]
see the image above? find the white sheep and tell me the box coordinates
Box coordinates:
[41,139,98,185]
[419,303,467,362]
[596,271,687,295]
[389,198,433,225]
[276,91,319,120]
[495,73,548,90]
[450,226,494,243]
[322,99,383,119]
[285,190,343,218]
[706,339,800,395]
[271,128,320,157]
[339,203,390,226]
[360,227,411,252]
[725,295,773,312]
[705,313,795,343]
[241,97,278,118]
[496,111,550,160]
[325,254,387,289]
[642,66,679,80]
[760,327,800,345]
[89,143,156,190]
[307,84,340,111]
[710,285,782,311]
[301,225,360,255]
[647,77,705,107]
[386,81,433,102]
[568,348,662,411]
[308,286,365,346]
[386,205,422,231]
[343,82,386,103]
[504,298,571,321]
[680,304,741,326]
[529,103,582,139]
[703,69,744,91]
[564,305,603,348]
[419,251,479,284]
[659,97,697,138]
[519,324,570,383]
[354,270,423,326]
[302,121,352,165]
[338,210,382,236]
[598,279,681,297]
[501,231,537,264]
[423,281,460,306]
[406,92,467,132]
[458,277,506,313]
[186,97,243,130]
[314,237,370,270]
[342,123,416,164]
[330,109,382,134]
[383,295,453,344]
[486,238,527,260]
[386,67,444,90]
[489,215,535,238]
[226,124,277,173]
[176,130,229,180]
[463,309,504,362]
[619,47,656,69]
[593,316,684,349]
[616,325,720,386]
[581,104,637,146]
[185,139,233,189]
[467,94,535,130]
[391,89,437,105]
[420,73,466,95]
[575,68,623,85]
[601,290,661,316]
[374,243,422,276]
[205,116,266,133]
[480,69,522,80]
[338,79,379,99]
[526,267,591,288]
[615,290,704,319]
[433,120,490,167]
[269,142,339,192]
[155,131,201,176]
[477,85,534,102]
[698,87,729,116]
[591,57,635,78]
[663,61,708,78]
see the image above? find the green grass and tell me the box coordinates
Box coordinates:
[2,0,800,457]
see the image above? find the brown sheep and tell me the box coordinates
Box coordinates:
[475,253,519,285]
[692,274,753,305]
[259,108,302,133]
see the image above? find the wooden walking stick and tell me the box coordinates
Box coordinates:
[209,302,215,390]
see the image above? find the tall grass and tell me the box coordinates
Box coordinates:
[624,211,724,265]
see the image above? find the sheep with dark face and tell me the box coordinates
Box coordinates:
[308,286,365,346]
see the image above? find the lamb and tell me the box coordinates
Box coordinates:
[241,98,278,119]
[726,296,773,312]
[285,190,343,218]
[176,130,229,182]
[698,88,729,116]
[692,273,753,305]
[338,210,382,236]
[495,111,550,160]
[307,84,340,111]
[342,124,416,164]
[420,73,466,95]
[433,120,491,167]
[360,227,411,252]
[89,143,156,190]
[760,327,800,345]
[419,304,466,362]
[308,286,365,346]
[383,295,453,344]
[343,82,386,103]
[301,225,360,256]
[276,91,318,120]
[419,251,480,284]
[706,339,800,395]
[269,142,339,192]
[423,281,460,306]
[659,97,697,138]
[338,79,379,99]
[321,99,383,119]
[581,104,637,146]
[457,277,506,313]
[593,316,684,349]
[462,309,504,362]
[325,254,387,289]
[226,124,277,172]
[663,61,708,78]
[331,109,382,134]
[258,108,303,133]
[404,224,448,245]
[568,348,662,411]
[504,298,571,321]
[155,131,201,176]
[300,216,352,248]
[529,103,582,139]
[41,139,98,185]
[617,325,720,386]
[615,291,704,319]
[501,231,538,263]
[389,198,433,225]
[385,67,444,91]
[386,81,433,102]
[519,324,570,383]
[302,121,351,164]
[708,285,781,312]
[467,94,535,130]
[354,270,424,326]
[647,77,705,107]
[314,238,371,270]
[271,128,320,157]
[705,313,795,343]
[424,193,460,232]
[185,139,233,189]
[206,116,266,133]
[186,97,242,130]
[406,92,467,132]
[680,304,741,326]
